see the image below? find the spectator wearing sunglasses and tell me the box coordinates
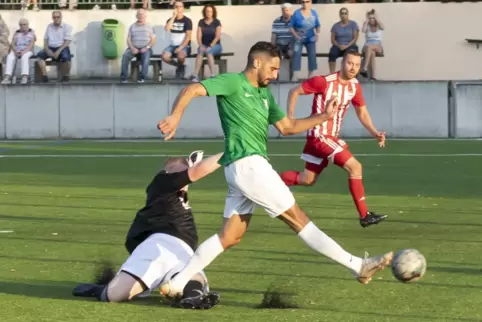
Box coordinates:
[289,0,320,81]
[328,7,359,74]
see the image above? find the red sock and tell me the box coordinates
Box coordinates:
[349,178,369,219]
[279,171,300,186]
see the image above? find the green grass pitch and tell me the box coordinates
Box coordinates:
[0,139,481,322]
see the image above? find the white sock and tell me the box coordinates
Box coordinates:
[298,221,362,274]
[171,234,224,291]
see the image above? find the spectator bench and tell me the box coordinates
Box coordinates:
[0,54,74,83]
[32,54,74,82]
[279,52,384,81]
[130,52,234,82]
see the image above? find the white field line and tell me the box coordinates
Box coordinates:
[0,138,481,144]
[1,153,482,158]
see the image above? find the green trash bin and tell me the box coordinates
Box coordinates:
[102,19,124,59]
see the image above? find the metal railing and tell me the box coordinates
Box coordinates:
[0,0,227,10]
[0,0,450,9]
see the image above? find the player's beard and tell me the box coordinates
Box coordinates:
[259,78,272,88]
[342,69,357,80]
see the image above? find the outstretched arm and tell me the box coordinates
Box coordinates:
[187,153,223,183]
[355,106,385,147]
[288,76,327,119]
[275,95,338,136]
[287,84,308,119]
[158,84,207,140]
[158,74,241,141]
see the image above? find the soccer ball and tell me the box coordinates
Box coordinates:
[391,249,427,283]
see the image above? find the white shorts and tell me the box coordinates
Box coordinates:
[120,233,206,297]
[223,155,296,218]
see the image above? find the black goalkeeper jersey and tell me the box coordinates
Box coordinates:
[125,170,198,254]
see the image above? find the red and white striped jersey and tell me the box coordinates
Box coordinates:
[301,72,366,138]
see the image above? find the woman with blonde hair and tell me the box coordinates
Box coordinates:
[360,9,384,80]
[2,18,36,84]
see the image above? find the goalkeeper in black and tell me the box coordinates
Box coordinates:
[73,151,222,309]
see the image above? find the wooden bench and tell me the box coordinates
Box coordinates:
[130,54,162,82]
[32,54,75,83]
[131,52,234,82]
[187,52,234,78]
[301,52,384,58]
[279,51,385,81]
[465,38,482,49]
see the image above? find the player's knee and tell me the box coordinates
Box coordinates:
[279,204,311,233]
[345,158,363,177]
[298,176,316,186]
[218,232,242,249]
[105,283,130,302]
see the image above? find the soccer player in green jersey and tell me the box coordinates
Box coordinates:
[158,41,393,298]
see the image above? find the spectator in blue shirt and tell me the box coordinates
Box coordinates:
[328,7,359,74]
[289,0,320,81]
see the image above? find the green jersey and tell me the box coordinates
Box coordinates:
[201,72,286,166]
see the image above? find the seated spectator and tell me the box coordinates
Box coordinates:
[328,7,359,73]
[2,18,36,85]
[120,9,156,83]
[191,5,222,82]
[289,0,320,81]
[0,14,10,72]
[271,3,293,60]
[360,9,384,80]
[36,11,72,82]
[162,1,192,79]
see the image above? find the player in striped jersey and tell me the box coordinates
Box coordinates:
[279,51,387,228]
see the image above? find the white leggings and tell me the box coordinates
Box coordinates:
[4,51,33,76]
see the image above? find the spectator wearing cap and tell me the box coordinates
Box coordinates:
[271,3,293,60]
[289,0,320,81]
[328,7,359,74]
[2,18,36,84]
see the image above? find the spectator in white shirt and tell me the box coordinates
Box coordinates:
[36,11,73,83]
[1,18,36,85]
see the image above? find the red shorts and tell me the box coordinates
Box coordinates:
[301,136,353,174]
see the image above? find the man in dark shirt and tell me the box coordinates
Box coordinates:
[73,151,223,309]
[162,1,193,79]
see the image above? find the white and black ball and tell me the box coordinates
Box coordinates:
[391,249,427,283]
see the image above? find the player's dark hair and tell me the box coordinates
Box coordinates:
[342,50,362,60]
[164,157,189,169]
[247,41,281,66]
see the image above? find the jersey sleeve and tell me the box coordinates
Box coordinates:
[200,73,241,97]
[351,83,366,108]
[302,76,326,95]
[267,91,286,124]
[185,18,193,31]
[154,170,192,193]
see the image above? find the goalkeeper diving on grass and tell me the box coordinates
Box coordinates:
[72,151,222,309]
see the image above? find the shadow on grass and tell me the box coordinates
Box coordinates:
[0,280,478,321]
[0,279,255,309]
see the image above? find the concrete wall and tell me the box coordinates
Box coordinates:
[0,81,462,139]
[452,82,482,138]
[2,2,482,80]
